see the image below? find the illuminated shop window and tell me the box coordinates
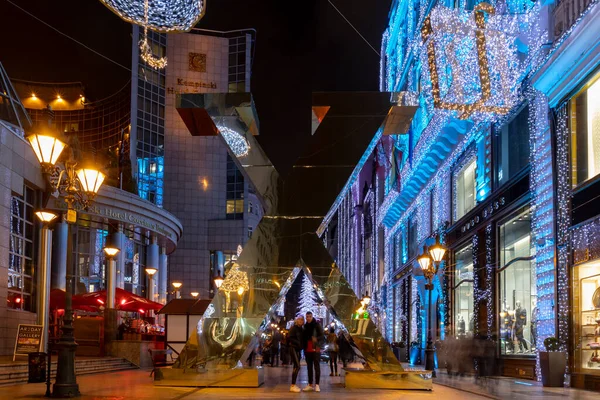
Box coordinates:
[572,259,600,373]
[453,243,474,338]
[498,207,535,357]
[572,72,600,187]
[453,157,476,222]
[495,104,530,187]
[8,185,36,311]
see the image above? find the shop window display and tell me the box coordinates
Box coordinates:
[571,71,600,187]
[453,157,477,222]
[454,243,474,338]
[573,261,600,372]
[498,208,535,356]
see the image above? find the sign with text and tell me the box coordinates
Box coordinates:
[13,324,43,360]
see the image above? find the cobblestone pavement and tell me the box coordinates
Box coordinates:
[3,366,487,400]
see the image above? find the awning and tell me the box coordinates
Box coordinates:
[74,288,164,313]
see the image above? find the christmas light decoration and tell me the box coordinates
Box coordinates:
[99,0,206,32]
[217,126,250,157]
[136,0,169,69]
[297,272,324,319]
[420,4,523,119]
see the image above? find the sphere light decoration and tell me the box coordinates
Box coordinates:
[98,0,206,32]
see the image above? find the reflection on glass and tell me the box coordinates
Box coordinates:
[454,244,473,338]
[498,207,535,356]
[573,263,600,372]
[572,72,600,186]
[454,158,476,222]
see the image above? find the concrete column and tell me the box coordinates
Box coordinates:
[51,221,68,290]
[106,258,117,309]
[159,246,168,305]
[113,224,126,289]
[37,225,52,353]
[146,235,159,302]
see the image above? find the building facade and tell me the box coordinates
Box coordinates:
[321,0,578,382]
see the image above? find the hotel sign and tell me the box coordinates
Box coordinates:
[167,78,217,95]
[53,200,172,238]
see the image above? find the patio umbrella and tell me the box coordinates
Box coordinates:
[49,288,95,311]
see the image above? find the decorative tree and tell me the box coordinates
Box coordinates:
[297,272,323,319]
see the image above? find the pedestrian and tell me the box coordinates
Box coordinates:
[327,327,339,376]
[302,311,324,392]
[338,331,353,368]
[288,315,304,393]
[271,329,280,367]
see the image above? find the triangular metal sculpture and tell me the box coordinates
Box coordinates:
[156,92,431,390]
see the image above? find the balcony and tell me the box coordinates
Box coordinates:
[553,0,594,39]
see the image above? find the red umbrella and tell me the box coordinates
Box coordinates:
[49,289,95,311]
[73,288,163,313]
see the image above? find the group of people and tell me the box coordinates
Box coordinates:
[287,311,347,393]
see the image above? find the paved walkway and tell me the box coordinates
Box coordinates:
[435,371,598,399]
[4,366,485,400]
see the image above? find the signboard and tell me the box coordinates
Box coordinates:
[13,324,43,360]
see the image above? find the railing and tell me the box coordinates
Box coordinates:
[553,0,594,39]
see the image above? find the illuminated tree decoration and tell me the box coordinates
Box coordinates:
[420,3,523,119]
[298,273,325,319]
[217,126,251,157]
[98,0,206,32]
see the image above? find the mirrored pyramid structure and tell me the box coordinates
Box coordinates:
[155,92,431,389]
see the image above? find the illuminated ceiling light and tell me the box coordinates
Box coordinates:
[98,0,206,32]
[31,93,37,99]
[217,126,250,157]
[56,94,62,101]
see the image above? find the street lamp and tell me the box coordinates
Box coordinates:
[35,211,57,359]
[214,274,224,289]
[191,292,199,299]
[172,281,182,299]
[103,246,120,309]
[28,129,105,398]
[418,239,447,378]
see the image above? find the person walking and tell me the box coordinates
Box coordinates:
[288,315,304,393]
[302,311,324,392]
[327,327,339,376]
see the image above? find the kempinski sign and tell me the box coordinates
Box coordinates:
[52,200,173,238]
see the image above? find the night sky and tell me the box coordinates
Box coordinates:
[0,0,391,171]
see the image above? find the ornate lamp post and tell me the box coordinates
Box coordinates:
[28,129,105,398]
[417,239,447,378]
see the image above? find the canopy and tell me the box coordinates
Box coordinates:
[49,288,95,312]
[74,288,164,313]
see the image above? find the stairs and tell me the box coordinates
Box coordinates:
[0,357,138,386]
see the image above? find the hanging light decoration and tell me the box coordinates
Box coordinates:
[98,0,206,32]
[138,0,169,69]
[217,125,250,157]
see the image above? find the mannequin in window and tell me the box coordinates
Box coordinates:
[503,305,515,353]
[515,300,528,353]
[531,300,538,350]
[457,315,466,337]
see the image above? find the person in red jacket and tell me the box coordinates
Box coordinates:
[302,311,324,392]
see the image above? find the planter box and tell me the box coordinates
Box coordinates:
[539,351,566,387]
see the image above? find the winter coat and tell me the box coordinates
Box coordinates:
[302,319,324,351]
[288,325,304,350]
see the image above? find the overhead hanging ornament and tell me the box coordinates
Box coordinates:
[138,0,168,69]
[99,0,206,32]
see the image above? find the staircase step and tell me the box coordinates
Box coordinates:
[0,358,138,386]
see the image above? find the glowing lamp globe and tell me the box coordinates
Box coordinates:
[103,247,120,258]
[418,253,432,271]
[237,286,245,296]
[172,281,183,289]
[429,243,447,263]
[362,292,371,305]
[214,275,224,289]
[191,292,199,298]
[35,211,58,224]
[98,0,207,32]
[146,267,158,276]
[27,134,66,167]
[76,168,105,195]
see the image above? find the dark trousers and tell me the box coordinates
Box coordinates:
[305,352,320,385]
[329,351,338,375]
[290,348,301,385]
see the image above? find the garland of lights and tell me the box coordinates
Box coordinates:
[484,223,494,340]
[138,0,168,69]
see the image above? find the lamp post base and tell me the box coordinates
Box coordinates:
[52,341,79,398]
[424,341,436,378]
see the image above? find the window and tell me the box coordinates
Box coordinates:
[248,225,253,238]
[453,157,477,222]
[408,217,418,259]
[364,236,372,275]
[8,186,36,311]
[226,154,244,220]
[454,244,474,337]
[73,226,107,294]
[572,72,600,186]
[495,105,530,186]
[498,207,535,356]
